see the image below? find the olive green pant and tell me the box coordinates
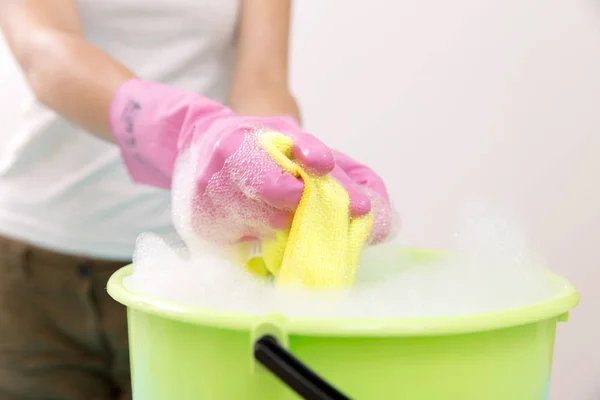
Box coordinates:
[0,235,131,399]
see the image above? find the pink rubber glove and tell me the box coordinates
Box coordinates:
[109,79,374,243]
[274,117,397,244]
[330,150,397,244]
[273,115,397,244]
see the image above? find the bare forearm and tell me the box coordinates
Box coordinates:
[0,0,135,141]
[229,82,302,125]
[228,0,301,123]
[16,31,135,141]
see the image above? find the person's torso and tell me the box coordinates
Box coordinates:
[0,0,240,260]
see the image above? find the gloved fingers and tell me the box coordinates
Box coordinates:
[238,235,259,242]
[269,211,295,230]
[330,166,372,218]
[291,132,335,175]
[332,149,389,201]
[352,168,390,202]
[365,189,399,245]
[259,115,332,173]
[196,129,246,195]
[256,168,304,211]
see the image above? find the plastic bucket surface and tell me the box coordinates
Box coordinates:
[107,248,579,400]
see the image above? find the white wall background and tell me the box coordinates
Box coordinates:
[290,0,599,399]
[1,0,599,398]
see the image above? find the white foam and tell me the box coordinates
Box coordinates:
[124,204,564,318]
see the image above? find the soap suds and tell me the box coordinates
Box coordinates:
[124,204,564,318]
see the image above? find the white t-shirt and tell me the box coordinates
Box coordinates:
[0,0,240,260]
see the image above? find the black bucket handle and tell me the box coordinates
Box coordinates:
[254,335,351,400]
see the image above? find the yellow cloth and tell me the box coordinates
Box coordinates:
[244,131,373,290]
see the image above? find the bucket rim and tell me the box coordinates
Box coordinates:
[107,249,580,337]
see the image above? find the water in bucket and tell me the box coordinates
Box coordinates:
[108,140,578,399]
[124,204,565,319]
[109,204,577,399]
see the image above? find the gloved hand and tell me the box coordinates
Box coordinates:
[330,150,396,244]
[275,118,396,245]
[109,79,378,244]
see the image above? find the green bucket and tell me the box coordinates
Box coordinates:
[107,248,579,400]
